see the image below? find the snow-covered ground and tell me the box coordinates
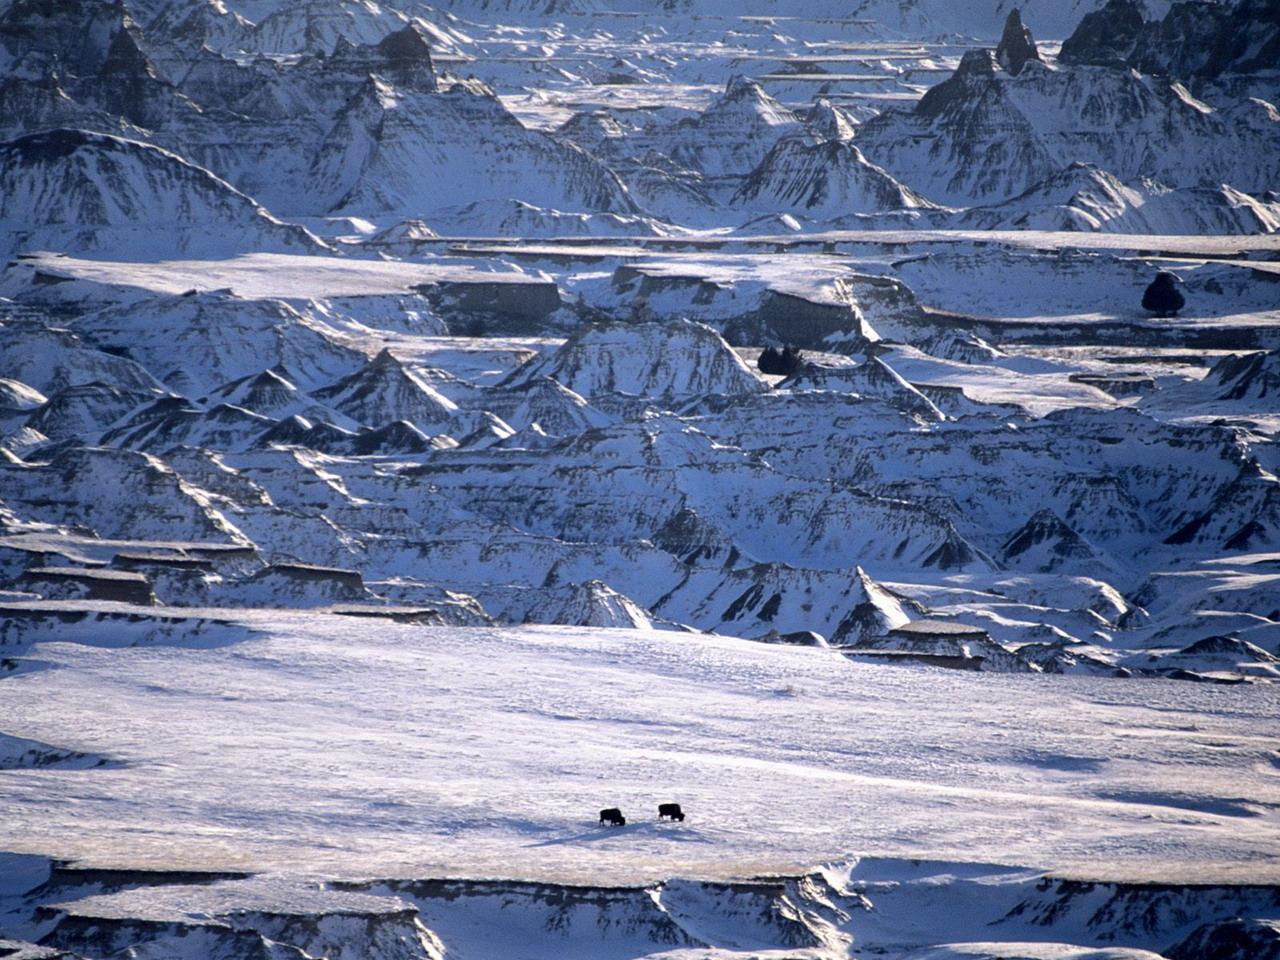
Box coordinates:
[3,609,1278,885]
[4,0,1280,954]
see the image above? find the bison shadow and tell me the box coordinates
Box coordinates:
[526,819,713,848]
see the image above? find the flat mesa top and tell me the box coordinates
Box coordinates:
[889,619,988,636]
[12,252,549,299]
[2,612,1278,886]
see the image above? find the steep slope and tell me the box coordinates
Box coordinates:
[960,162,1280,233]
[995,8,1042,77]
[311,348,463,435]
[0,323,166,396]
[1060,0,1280,87]
[854,49,1280,205]
[731,137,934,220]
[0,129,324,257]
[504,320,767,401]
[71,292,365,396]
[24,381,158,442]
[313,79,637,220]
[0,446,247,543]
[662,76,802,182]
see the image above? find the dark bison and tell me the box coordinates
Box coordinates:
[658,803,684,822]
[599,807,625,826]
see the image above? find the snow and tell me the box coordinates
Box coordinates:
[2,609,1278,885]
[14,252,549,299]
[3,1,1280,953]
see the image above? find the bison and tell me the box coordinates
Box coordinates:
[658,803,684,822]
[599,807,625,826]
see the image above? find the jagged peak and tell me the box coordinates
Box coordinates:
[805,97,858,141]
[1001,509,1102,570]
[375,23,434,63]
[206,366,301,406]
[709,74,795,125]
[915,49,999,119]
[350,418,434,454]
[1057,0,1150,70]
[370,346,404,370]
[996,8,1041,77]
[99,20,155,78]
[248,367,299,392]
[955,48,998,79]
[723,73,765,100]
[323,22,438,92]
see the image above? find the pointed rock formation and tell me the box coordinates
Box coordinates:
[505,320,766,402]
[996,9,1041,77]
[312,348,461,434]
[1059,0,1147,68]
[347,420,435,456]
[732,137,932,219]
[523,580,654,630]
[328,24,438,92]
[804,98,858,142]
[1002,509,1105,572]
[0,129,324,258]
[782,358,945,422]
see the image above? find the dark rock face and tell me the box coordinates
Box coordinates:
[17,566,157,605]
[327,24,439,93]
[1207,351,1280,401]
[1061,0,1280,84]
[995,8,1041,77]
[0,0,141,77]
[1194,0,1280,80]
[348,420,434,455]
[372,25,439,91]
[1167,916,1280,960]
[1001,509,1098,568]
[0,0,191,130]
[915,49,998,121]
[1058,0,1147,68]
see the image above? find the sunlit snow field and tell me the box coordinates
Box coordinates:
[3,612,1278,884]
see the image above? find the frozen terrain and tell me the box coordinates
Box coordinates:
[2,607,1280,958]
[2,0,1280,955]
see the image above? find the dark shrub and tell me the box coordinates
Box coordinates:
[757,345,803,375]
[1142,272,1185,318]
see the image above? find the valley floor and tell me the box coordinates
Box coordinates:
[3,609,1278,885]
[4,0,1280,954]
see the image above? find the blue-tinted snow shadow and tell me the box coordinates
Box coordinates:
[1012,749,1109,773]
[526,820,714,847]
[1097,789,1270,818]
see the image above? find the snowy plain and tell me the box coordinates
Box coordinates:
[3,609,1279,885]
[3,0,1280,954]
